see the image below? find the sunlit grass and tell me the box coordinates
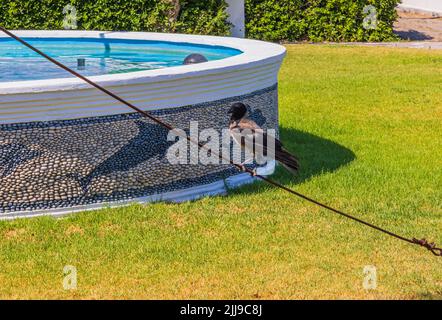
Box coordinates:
[0,45,441,299]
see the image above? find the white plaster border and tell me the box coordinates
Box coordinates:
[398,0,442,16]
[0,172,260,220]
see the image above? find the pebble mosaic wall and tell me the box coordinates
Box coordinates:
[0,84,278,216]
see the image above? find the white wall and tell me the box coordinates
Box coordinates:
[399,0,442,14]
[226,0,245,38]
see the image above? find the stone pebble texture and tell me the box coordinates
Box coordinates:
[0,85,278,215]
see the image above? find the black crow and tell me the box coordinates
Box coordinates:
[228,102,299,175]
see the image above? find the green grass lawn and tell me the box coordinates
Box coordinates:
[1,45,441,299]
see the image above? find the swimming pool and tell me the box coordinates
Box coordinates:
[0,31,286,219]
[0,38,242,82]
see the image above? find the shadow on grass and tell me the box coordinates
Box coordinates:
[230,127,356,194]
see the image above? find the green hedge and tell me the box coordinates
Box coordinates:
[0,0,230,36]
[0,0,400,42]
[245,0,400,42]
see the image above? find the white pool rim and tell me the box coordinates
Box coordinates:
[0,30,286,124]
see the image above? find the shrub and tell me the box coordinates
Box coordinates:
[245,0,400,42]
[0,0,401,42]
[0,0,230,36]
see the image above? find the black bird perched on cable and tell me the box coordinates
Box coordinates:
[228,102,300,175]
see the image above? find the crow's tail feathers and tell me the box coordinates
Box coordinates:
[275,148,300,175]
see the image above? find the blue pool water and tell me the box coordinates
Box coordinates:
[0,38,242,82]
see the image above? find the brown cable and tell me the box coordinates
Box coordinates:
[1,26,440,257]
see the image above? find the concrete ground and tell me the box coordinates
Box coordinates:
[394,9,442,41]
[334,9,442,50]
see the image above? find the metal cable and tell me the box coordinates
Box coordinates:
[1,26,440,257]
